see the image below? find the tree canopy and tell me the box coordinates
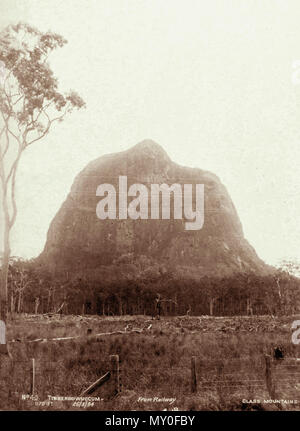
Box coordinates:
[0,22,85,333]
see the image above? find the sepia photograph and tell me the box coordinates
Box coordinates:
[1,0,300,415]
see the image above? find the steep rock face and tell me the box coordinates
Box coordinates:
[39,140,269,278]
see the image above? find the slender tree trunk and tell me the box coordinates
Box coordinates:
[47,289,51,312]
[209,298,214,316]
[246,298,253,316]
[1,141,21,332]
[0,222,9,318]
[34,298,40,315]
[0,222,10,355]
[0,127,22,357]
[17,290,22,313]
[10,291,15,315]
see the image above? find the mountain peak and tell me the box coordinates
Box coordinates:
[40,140,269,278]
[130,139,170,159]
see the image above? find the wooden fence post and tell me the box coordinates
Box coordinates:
[265,354,275,398]
[264,354,284,410]
[110,354,120,396]
[191,356,197,393]
[30,358,36,395]
[119,358,122,393]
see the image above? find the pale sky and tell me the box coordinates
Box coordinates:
[1,0,300,266]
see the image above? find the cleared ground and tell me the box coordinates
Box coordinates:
[1,314,299,411]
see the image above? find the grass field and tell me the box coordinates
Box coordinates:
[1,314,300,411]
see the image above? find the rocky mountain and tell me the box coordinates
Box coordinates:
[39,139,271,279]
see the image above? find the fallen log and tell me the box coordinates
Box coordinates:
[80,371,111,396]
[9,328,144,345]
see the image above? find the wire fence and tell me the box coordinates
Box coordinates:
[1,354,300,410]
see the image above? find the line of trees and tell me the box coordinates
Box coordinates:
[5,257,300,317]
